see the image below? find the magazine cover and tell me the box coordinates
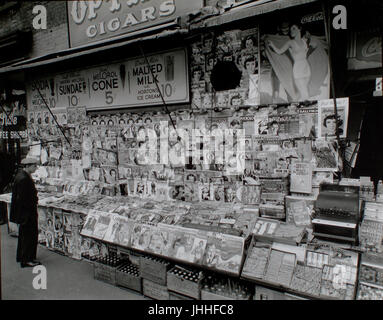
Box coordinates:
[298,104,318,137]
[285,195,315,226]
[155,181,171,202]
[63,211,72,234]
[170,230,197,263]
[37,207,47,245]
[184,182,200,202]
[312,139,339,171]
[92,213,112,240]
[259,6,330,104]
[103,214,131,246]
[318,98,349,139]
[202,234,245,275]
[199,183,212,201]
[146,226,170,256]
[45,230,55,250]
[130,223,152,252]
[242,246,271,280]
[242,184,261,205]
[64,233,73,256]
[290,162,313,194]
[80,212,98,237]
[102,166,118,184]
[134,179,146,198]
[254,110,270,136]
[212,183,225,202]
[169,183,186,201]
[267,111,300,139]
[53,208,63,233]
[70,224,82,260]
[190,235,208,264]
[224,182,242,203]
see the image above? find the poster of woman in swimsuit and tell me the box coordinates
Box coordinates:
[259,7,329,104]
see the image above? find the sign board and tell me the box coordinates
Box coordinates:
[26,48,189,112]
[67,0,203,47]
[347,30,382,70]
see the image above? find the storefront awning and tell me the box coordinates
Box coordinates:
[0,23,187,76]
[193,0,320,28]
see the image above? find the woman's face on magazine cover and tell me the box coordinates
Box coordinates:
[325,118,337,135]
[245,60,256,74]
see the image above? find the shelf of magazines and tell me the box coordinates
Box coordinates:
[241,236,360,300]
[80,211,250,277]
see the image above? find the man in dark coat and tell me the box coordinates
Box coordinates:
[10,157,41,268]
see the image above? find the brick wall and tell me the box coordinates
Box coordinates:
[0,1,69,59]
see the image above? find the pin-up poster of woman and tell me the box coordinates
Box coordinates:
[260,8,329,104]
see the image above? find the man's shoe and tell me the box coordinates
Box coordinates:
[21,261,40,268]
[31,260,42,265]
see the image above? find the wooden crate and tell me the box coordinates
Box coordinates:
[93,262,117,286]
[117,247,141,266]
[167,268,203,299]
[143,279,169,300]
[201,289,252,300]
[169,292,195,300]
[116,264,142,293]
[140,255,170,286]
[201,289,236,300]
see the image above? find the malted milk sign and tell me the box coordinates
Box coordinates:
[26,49,189,111]
[67,0,203,47]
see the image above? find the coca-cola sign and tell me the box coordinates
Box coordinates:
[348,30,382,70]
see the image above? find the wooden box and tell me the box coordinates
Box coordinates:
[143,279,169,300]
[169,292,195,300]
[140,255,170,285]
[116,263,142,293]
[167,267,203,299]
[201,289,236,300]
[93,262,117,286]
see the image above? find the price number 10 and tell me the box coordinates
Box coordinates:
[160,84,173,98]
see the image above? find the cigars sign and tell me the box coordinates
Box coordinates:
[26,49,189,111]
[67,0,203,47]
